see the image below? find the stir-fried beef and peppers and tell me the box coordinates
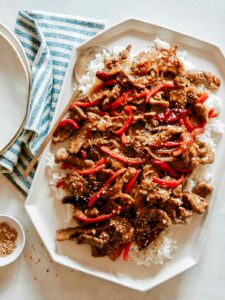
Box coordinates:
[53,44,220,261]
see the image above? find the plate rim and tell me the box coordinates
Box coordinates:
[75,17,225,59]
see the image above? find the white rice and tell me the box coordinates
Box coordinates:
[177,50,197,72]
[47,38,224,266]
[46,153,74,224]
[46,153,67,201]
[154,38,170,50]
[129,230,176,266]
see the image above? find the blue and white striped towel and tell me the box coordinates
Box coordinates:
[0,10,105,197]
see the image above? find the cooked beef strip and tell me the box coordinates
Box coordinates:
[109,217,134,244]
[194,103,208,121]
[146,185,171,205]
[133,208,171,249]
[96,168,115,181]
[69,122,90,154]
[192,182,213,198]
[91,245,107,257]
[182,192,208,214]
[176,206,193,223]
[174,75,191,89]
[101,84,122,109]
[186,71,221,91]
[56,227,93,241]
[70,105,87,120]
[72,216,134,259]
[110,193,135,206]
[169,89,187,107]
[64,173,85,196]
[164,197,183,207]
[189,141,215,167]
[186,88,201,105]
[55,147,95,169]
[52,127,74,144]
[118,72,155,89]
[77,233,109,249]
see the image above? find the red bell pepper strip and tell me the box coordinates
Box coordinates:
[162,141,181,147]
[145,82,175,103]
[100,146,145,165]
[155,109,189,123]
[152,175,184,188]
[116,244,127,258]
[172,148,184,156]
[124,169,141,193]
[95,157,107,167]
[54,119,80,136]
[121,134,128,145]
[104,79,118,86]
[184,115,207,132]
[174,167,193,173]
[198,93,208,104]
[84,127,92,143]
[56,178,66,189]
[75,157,106,175]
[174,122,198,155]
[123,242,132,261]
[191,127,204,137]
[116,242,132,261]
[113,106,135,136]
[198,119,207,128]
[75,213,116,223]
[96,70,116,81]
[81,150,87,160]
[208,108,218,119]
[88,168,127,207]
[183,116,195,131]
[110,90,134,112]
[76,164,105,175]
[149,141,181,148]
[151,159,180,179]
[70,99,101,109]
[120,90,148,102]
[98,111,109,117]
[178,119,184,125]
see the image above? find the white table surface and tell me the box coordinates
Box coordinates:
[0,0,225,299]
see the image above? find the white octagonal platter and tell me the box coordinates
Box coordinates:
[25,19,225,291]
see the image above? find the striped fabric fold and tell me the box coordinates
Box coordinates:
[0,10,105,197]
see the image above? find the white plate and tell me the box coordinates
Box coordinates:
[25,19,225,291]
[0,24,31,82]
[0,28,29,155]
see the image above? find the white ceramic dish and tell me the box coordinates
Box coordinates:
[0,27,30,155]
[0,214,25,267]
[0,24,31,81]
[25,19,225,291]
